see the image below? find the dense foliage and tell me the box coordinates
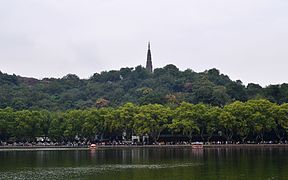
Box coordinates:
[2,65,288,143]
[1,100,288,143]
[1,65,288,111]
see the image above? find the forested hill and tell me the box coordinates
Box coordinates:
[0,64,287,111]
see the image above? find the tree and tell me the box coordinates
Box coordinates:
[205,106,222,142]
[224,101,253,143]
[14,110,42,141]
[246,99,276,142]
[211,86,230,106]
[169,102,199,142]
[63,110,85,141]
[48,112,66,142]
[218,110,237,142]
[272,103,288,142]
[96,98,109,108]
[37,110,52,138]
[192,80,214,104]
[226,82,247,101]
[246,83,263,99]
[192,104,209,141]
[134,104,171,142]
[115,103,138,140]
[0,108,15,141]
[81,109,107,141]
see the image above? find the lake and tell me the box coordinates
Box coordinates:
[0,147,287,179]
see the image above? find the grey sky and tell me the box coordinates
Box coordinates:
[0,0,288,86]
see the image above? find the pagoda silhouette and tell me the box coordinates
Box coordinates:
[146,42,153,72]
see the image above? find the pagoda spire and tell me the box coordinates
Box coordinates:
[146,42,153,72]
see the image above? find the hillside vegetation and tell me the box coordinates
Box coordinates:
[1,65,288,143]
[0,64,288,110]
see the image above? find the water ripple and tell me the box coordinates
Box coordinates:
[0,163,201,180]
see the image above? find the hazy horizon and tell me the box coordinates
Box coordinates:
[1,0,288,86]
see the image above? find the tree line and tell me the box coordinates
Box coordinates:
[1,65,288,111]
[1,99,288,144]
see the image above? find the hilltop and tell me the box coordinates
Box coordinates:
[0,64,287,110]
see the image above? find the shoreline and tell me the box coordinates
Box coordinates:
[1,144,288,151]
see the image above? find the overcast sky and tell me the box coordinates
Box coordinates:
[1,0,288,86]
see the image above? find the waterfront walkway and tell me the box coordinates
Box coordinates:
[1,143,288,150]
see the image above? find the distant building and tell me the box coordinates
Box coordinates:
[146,42,153,72]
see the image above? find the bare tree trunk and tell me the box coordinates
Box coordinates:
[274,129,285,143]
[188,131,193,143]
[241,135,248,143]
[200,129,205,142]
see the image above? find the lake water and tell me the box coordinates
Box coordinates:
[0,147,287,179]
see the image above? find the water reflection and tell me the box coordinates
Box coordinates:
[0,147,288,179]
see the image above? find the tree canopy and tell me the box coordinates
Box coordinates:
[0,65,287,111]
[0,100,288,143]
